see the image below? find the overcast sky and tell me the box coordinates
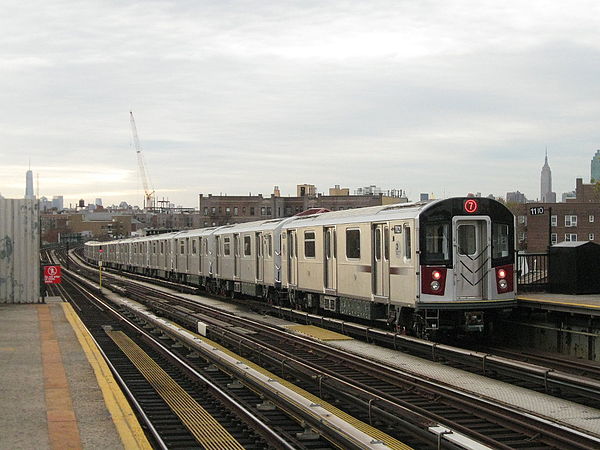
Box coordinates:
[1,1,600,208]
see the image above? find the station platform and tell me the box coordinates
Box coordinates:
[517,292,600,316]
[0,301,150,450]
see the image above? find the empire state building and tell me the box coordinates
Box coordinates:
[540,152,556,203]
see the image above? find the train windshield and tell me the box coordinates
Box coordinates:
[492,223,510,259]
[424,223,450,264]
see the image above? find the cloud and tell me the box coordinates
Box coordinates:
[1,1,600,206]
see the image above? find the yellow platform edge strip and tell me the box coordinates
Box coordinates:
[182,323,411,450]
[61,303,152,450]
[287,324,353,341]
[517,295,600,309]
[107,330,244,450]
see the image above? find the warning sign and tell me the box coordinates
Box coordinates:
[44,265,62,284]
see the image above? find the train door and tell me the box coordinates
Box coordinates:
[234,234,240,278]
[288,230,298,286]
[372,224,390,298]
[324,227,337,291]
[454,219,489,299]
[256,232,263,282]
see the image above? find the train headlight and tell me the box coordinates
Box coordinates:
[430,280,441,291]
[498,279,508,289]
[498,269,506,279]
[432,270,442,280]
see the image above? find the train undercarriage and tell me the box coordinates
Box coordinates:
[96,259,510,341]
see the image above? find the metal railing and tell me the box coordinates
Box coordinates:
[517,251,549,292]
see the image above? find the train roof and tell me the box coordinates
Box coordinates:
[212,217,296,235]
[85,197,511,246]
[280,200,432,229]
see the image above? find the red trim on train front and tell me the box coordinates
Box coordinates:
[421,266,447,295]
[495,264,514,294]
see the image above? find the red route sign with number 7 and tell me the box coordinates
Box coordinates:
[44,265,62,284]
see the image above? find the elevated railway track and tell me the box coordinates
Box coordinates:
[48,247,600,449]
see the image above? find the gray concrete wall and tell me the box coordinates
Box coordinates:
[505,311,599,362]
[0,198,40,303]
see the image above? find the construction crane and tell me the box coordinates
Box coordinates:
[129,111,155,210]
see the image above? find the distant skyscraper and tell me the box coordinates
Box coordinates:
[25,169,34,199]
[540,151,556,203]
[506,191,527,203]
[591,150,600,182]
[52,196,64,210]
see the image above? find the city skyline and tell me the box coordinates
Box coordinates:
[2,1,600,206]
[14,149,600,209]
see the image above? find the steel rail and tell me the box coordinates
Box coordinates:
[60,270,297,450]
[86,275,598,449]
[66,249,600,448]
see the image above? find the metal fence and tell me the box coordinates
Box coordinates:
[0,198,40,303]
[517,251,549,292]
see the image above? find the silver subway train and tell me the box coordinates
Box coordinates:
[84,197,516,337]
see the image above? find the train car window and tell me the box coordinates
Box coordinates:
[492,224,509,259]
[192,239,197,255]
[346,229,360,259]
[244,236,251,256]
[333,230,337,258]
[224,237,231,256]
[266,235,272,257]
[424,223,450,262]
[180,241,185,255]
[374,228,381,261]
[294,233,298,257]
[304,231,316,258]
[404,227,411,260]
[384,227,389,260]
[325,231,330,258]
[457,225,476,255]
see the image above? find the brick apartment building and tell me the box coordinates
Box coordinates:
[511,178,600,252]
[41,212,136,244]
[198,185,408,227]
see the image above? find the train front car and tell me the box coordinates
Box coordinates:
[416,197,515,337]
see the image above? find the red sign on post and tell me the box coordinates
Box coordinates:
[44,265,62,284]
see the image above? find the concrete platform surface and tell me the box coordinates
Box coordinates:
[518,292,600,307]
[517,292,600,317]
[0,303,146,450]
